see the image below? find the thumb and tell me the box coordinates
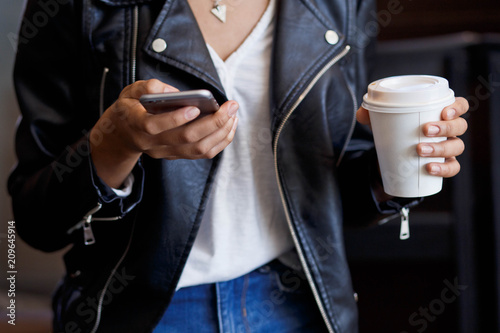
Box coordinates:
[356,107,371,125]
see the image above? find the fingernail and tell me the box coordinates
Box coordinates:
[228,103,238,118]
[446,108,456,119]
[231,117,239,131]
[185,107,200,120]
[427,125,440,135]
[420,145,433,155]
[429,165,441,175]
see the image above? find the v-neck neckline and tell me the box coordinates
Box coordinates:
[206,0,275,66]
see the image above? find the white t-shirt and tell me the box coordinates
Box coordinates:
[177,0,294,289]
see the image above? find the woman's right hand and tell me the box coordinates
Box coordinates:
[90,79,239,188]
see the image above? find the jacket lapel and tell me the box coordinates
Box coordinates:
[141,0,350,128]
[142,0,225,95]
[271,0,347,126]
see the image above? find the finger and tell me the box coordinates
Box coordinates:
[121,79,178,100]
[156,101,238,145]
[113,80,179,122]
[196,116,239,159]
[426,157,461,178]
[417,137,465,158]
[422,117,468,138]
[178,115,238,157]
[441,97,469,120]
[148,116,238,159]
[356,107,371,125]
[141,106,201,136]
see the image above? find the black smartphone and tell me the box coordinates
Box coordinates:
[139,89,220,114]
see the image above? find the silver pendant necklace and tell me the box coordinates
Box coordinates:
[210,0,227,23]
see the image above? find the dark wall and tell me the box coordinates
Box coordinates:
[376,0,500,40]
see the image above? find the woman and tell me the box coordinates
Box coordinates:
[9,0,468,332]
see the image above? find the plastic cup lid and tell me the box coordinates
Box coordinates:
[362,75,455,113]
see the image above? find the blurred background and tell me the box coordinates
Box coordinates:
[1,1,66,333]
[1,0,500,332]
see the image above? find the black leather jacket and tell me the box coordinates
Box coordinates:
[9,0,406,332]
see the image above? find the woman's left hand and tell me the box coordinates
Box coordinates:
[356,97,469,178]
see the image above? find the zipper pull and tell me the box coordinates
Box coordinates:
[83,220,96,245]
[399,207,410,240]
[82,203,101,246]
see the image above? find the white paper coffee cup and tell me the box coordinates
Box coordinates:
[362,75,455,197]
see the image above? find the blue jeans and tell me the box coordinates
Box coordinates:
[153,260,328,332]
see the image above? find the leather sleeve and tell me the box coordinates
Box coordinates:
[8,0,143,252]
[338,0,420,227]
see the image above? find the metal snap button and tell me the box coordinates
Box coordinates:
[325,30,339,45]
[152,38,167,53]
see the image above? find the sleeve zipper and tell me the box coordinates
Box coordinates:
[66,203,122,245]
[399,207,410,240]
[377,206,411,240]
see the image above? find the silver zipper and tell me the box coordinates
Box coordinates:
[83,220,96,246]
[377,211,400,226]
[90,217,136,333]
[377,207,411,240]
[336,76,358,166]
[99,67,109,116]
[399,207,410,240]
[66,203,122,245]
[273,45,351,333]
[90,8,140,332]
[131,5,139,83]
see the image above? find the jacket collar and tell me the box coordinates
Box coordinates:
[143,0,225,96]
[142,0,349,110]
[271,0,348,117]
